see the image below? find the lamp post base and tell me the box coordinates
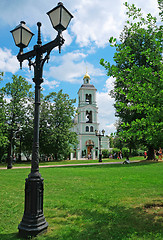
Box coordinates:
[99,153,102,162]
[18,214,48,237]
[7,164,12,169]
[18,174,48,237]
[7,156,13,169]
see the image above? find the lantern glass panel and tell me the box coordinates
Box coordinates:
[22,28,33,47]
[48,7,60,30]
[12,28,21,46]
[61,8,72,29]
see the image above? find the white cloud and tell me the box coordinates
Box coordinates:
[128,0,159,16]
[97,77,117,135]
[105,77,115,92]
[71,0,160,47]
[0,0,160,48]
[71,0,124,47]
[0,48,19,74]
[42,79,59,89]
[46,50,104,83]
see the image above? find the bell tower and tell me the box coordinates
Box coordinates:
[71,72,109,159]
[76,72,99,158]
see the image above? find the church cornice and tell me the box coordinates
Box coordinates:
[78,105,98,110]
[77,133,97,136]
[78,122,99,126]
[77,85,97,94]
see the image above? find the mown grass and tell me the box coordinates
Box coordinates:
[0,161,163,240]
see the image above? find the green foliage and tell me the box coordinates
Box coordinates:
[0,74,77,162]
[100,3,163,158]
[158,0,163,21]
[20,92,34,160]
[2,75,33,162]
[111,148,121,154]
[3,75,32,130]
[132,148,144,156]
[39,90,77,160]
[108,133,114,148]
[0,73,8,147]
[121,147,130,157]
[102,149,109,158]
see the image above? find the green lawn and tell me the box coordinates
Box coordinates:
[0,161,163,240]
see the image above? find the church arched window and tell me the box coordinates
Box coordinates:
[86,111,92,123]
[86,94,92,104]
[90,126,94,132]
[86,126,89,132]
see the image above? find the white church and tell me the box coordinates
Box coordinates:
[71,72,109,160]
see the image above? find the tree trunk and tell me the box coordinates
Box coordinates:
[54,153,58,161]
[147,146,154,160]
[129,147,132,157]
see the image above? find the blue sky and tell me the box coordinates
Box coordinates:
[0,0,160,135]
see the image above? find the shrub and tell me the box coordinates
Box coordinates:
[122,148,129,158]
[102,149,109,158]
[137,149,144,156]
[132,149,145,156]
[112,148,120,154]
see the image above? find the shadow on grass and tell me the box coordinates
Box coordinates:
[42,201,163,240]
[0,233,21,240]
[0,203,162,240]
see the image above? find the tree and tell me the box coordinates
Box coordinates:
[158,0,163,21]
[0,72,8,161]
[39,90,77,161]
[3,75,32,164]
[108,133,114,148]
[1,75,77,163]
[20,92,34,161]
[100,2,163,159]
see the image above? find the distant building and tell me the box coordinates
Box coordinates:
[71,73,109,159]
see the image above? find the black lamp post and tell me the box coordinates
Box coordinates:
[7,129,14,169]
[95,129,105,162]
[10,2,73,237]
[7,124,21,169]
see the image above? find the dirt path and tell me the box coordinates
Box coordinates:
[0,161,141,170]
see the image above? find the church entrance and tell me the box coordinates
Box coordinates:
[85,140,94,159]
[87,146,93,157]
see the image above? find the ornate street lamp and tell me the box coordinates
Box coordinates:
[95,129,105,162]
[10,2,73,237]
